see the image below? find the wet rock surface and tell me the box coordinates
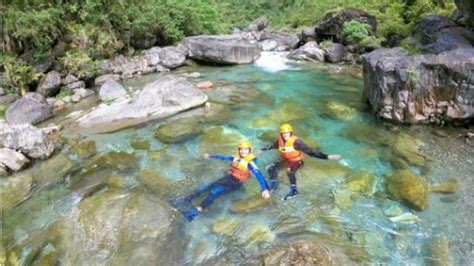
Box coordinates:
[5,93,53,125]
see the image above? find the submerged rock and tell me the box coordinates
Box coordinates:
[426,235,453,266]
[344,171,375,196]
[0,172,33,211]
[86,152,138,172]
[136,169,174,195]
[230,196,272,213]
[33,147,77,186]
[200,126,245,154]
[240,223,275,248]
[130,138,150,150]
[257,239,332,265]
[212,217,242,236]
[392,133,430,167]
[325,101,356,120]
[70,139,97,159]
[429,178,458,194]
[386,170,428,210]
[154,118,203,143]
[77,75,208,134]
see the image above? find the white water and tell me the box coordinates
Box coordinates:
[253,51,294,72]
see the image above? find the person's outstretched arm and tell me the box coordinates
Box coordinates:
[204,153,234,161]
[248,161,271,198]
[261,141,278,151]
[294,139,340,160]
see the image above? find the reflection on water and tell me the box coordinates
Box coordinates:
[2,57,473,265]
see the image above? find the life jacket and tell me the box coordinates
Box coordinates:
[229,153,256,182]
[278,135,304,162]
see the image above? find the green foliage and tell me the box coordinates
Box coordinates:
[3,55,43,95]
[320,40,334,49]
[55,89,72,100]
[407,66,420,87]
[0,104,7,120]
[400,39,422,54]
[342,20,372,44]
[59,50,99,79]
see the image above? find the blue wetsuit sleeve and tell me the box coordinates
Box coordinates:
[249,160,269,191]
[209,155,234,161]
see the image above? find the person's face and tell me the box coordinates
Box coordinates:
[239,147,250,157]
[282,132,291,140]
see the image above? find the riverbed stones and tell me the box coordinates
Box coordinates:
[386,170,428,210]
[5,93,53,124]
[87,152,138,172]
[212,217,242,236]
[154,118,203,143]
[325,101,356,120]
[0,122,55,159]
[33,147,77,186]
[0,172,34,210]
[70,139,97,159]
[323,43,348,63]
[183,35,261,64]
[200,126,244,154]
[241,224,275,248]
[99,79,127,101]
[392,133,430,167]
[77,75,208,134]
[258,30,299,51]
[130,138,150,150]
[344,171,375,196]
[429,178,458,194]
[425,234,453,266]
[37,71,61,97]
[259,239,332,265]
[288,41,325,62]
[197,81,213,90]
[230,196,271,213]
[136,169,174,195]
[0,148,30,172]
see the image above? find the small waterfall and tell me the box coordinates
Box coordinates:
[254,51,293,72]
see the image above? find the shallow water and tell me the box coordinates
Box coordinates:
[2,54,473,265]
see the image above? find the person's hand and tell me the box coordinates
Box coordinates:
[328,154,341,160]
[203,153,210,160]
[261,189,271,199]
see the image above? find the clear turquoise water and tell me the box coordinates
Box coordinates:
[2,55,473,265]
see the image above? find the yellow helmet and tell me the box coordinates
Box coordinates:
[279,123,293,134]
[238,140,253,150]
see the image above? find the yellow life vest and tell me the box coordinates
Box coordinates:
[278,135,304,162]
[229,153,256,182]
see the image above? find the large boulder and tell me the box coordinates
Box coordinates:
[94,74,121,86]
[0,121,55,159]
[77,75,208,133]
[182,35,261,64]
[48,189,183,265]
[5,93,53,124]
[323,42,348,63]
[315,8,377,43]
[37,71,61,97]
[144,46,161,66]
[454,0,474,27]
[159,46,186,69]
[288,41,325,61]
[362,47,474,124]
[99,79,127,101]
[0,148,30,172]
[411,15,474,54]
[258,30,300,51]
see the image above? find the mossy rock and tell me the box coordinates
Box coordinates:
[324,101,356,121]
[0,172,34,211]
[344,171,375,196]
[341,123,394,147]
[332,189,353,209]
[34,148,78,186]
[386,170,428,210]
[429,178,458,194]
[212,217,242,236]
[240,223,275,248]
[200,126,244,154]
[204,103,234,124]
[154,119,203,143]
[426,234,452,266]
[298,159,350,190]
[249,100,311,129]
[136,169,174,195]
[86,151,138,172]
[71,139,97,159]
[130,139,150,150]
[392,133,431,167]
[230,196,272,213]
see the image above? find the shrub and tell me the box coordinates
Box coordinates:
[342,20,372,44]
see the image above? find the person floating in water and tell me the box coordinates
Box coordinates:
[175,140,271,221]
[261,123,341,200]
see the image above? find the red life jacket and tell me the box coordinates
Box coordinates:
[278,135,304,162]
[228,153,256,182]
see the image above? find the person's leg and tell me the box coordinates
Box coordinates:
[170,177,223,210]
[267,160,284,191]
[284,161,303,200]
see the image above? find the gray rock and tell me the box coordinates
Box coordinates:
[411,15,473,54]
[66,80,86,90]
[99,79,127,101]
[0,172,34,209]
[259,31,300,51]
[144,46,161,66]
[362,47,474,124]
[120,58,148,78]
[247,16,269,31]
[99,55,129,74]
[188,72,201,78]
[259,39,279,51]
[0,164,7,177]
[71,94,81,103]
[183,35,261,64]
[156,65,169,73]
[0,148,30,172]
[0,121,55,159]
[301,27,317,42]
[5,93,53,124]
[0,87,4,96]
[63,96,72,103]
[37,71,62,97]
[454,0,474,27]
[77,75,208,134]
[46,97,56,106]
[323,43,348,63]
[62,74,79,85]
[94,74,121,86]
[74,88,94,98]
[0,95,18,105]
[315,8,377,43]
[33,56,54,74]
[288,41,325,61]
[159,47,186,69]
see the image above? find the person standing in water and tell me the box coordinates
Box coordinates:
[175,140,271,221]
[261,123,341,200]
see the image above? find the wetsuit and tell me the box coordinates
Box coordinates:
[178,155,268,209]
[263,138,328,188]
